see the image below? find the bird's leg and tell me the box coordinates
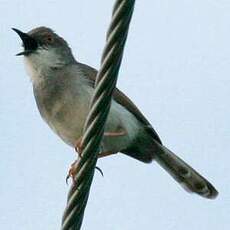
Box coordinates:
[74,130,127,156]
[66,137,83,183]
[66,157,81,184]
[74,137,83,157]
[104,130,127,137]
[66,156,105,184]
[67,129,126,183]
[96,130,126,158]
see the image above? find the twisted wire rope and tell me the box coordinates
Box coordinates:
[61,1,135,229]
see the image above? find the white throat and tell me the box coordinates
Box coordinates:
[24,48,65,84]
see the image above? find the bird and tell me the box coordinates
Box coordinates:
[13,26,218,199]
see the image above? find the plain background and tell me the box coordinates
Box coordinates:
[0,0,229,229]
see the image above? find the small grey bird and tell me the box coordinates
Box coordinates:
[13,27,218,199]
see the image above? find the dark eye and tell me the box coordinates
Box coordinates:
[46,35,53,43]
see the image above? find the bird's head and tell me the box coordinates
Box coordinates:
[13,27,75,75]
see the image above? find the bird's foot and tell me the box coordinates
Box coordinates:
[66,158,80,184]
[66,159,104,184]
[95,166,104,177]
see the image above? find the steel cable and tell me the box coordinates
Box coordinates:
[61,1,135,229]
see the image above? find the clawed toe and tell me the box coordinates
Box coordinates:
[66,161,104,184]
[95,166,104,177]
[66,160,80,184]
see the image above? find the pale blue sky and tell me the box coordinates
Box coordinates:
[0,1,229,229]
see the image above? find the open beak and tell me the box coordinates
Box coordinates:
[12,28,38,56]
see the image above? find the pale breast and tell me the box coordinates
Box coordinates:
[32,65,141,153]
[33,73,92,146]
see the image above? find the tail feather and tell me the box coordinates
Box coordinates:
[153,141,218,199]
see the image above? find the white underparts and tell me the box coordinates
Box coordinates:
[24,48,66,84]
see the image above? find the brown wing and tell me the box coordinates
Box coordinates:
[79,62,162,144]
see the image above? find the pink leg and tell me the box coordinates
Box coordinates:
[104,130,127,137]
[66,158,81,184]
[74,130,127,155]
[67,130,126,182]
[66,151,116,183]
[74,137,83,157]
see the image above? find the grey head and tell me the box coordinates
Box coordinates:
[13,27,76,72]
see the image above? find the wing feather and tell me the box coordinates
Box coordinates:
[78,62,162,144]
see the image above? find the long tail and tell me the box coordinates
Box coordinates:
[152,141,218,199]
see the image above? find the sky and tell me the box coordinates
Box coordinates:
[0,0,229,229]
